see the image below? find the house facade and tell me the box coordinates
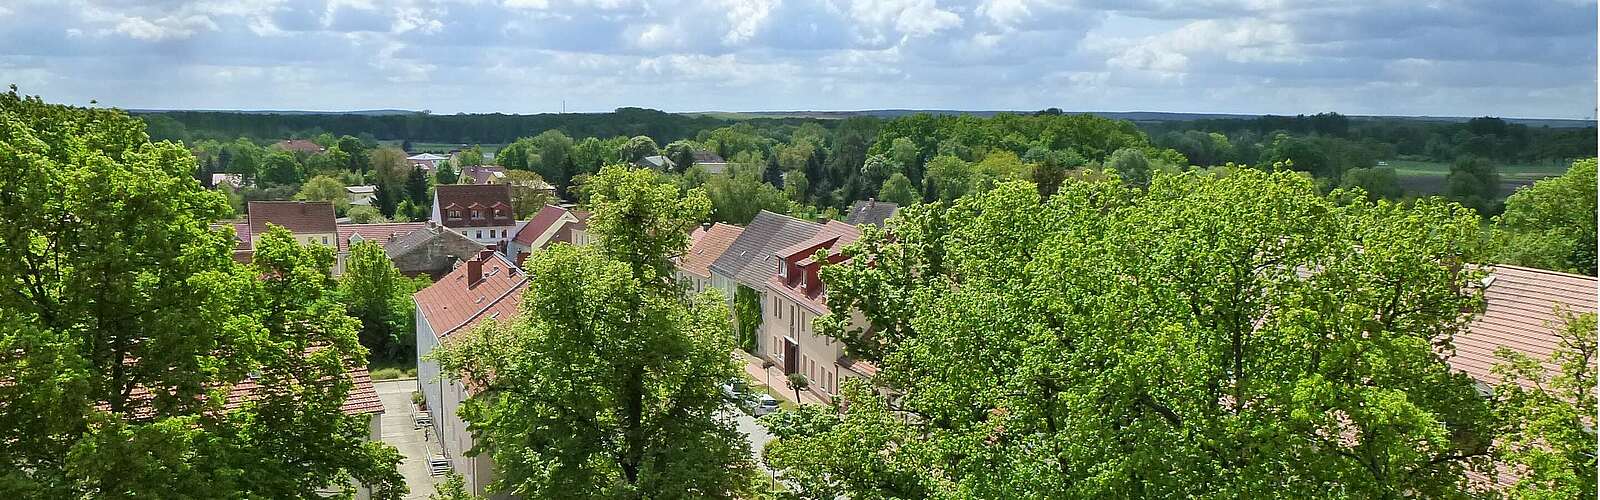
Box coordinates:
[345,185,376,206]
[414,249,526,496]
[246,201,338,248]
[432,184,518,249]
[677,222,743,295]
[758,221,874,403]
[505,204,580,261]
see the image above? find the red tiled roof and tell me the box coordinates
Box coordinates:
[413,251,527,340]
[512,205,573,245]
[1449,265,1597,389]
[678,223,744,278]
[337,222,426,252]
[274,139,326,154]
[435,184,516,229]
[248,201,337,236]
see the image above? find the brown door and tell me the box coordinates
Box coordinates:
[783,338,798,374]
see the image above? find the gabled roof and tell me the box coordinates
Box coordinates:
[407,153,449,161]
[248,201,337,236]
[413,251,526,340]
[273,139,325,154]
[709,210,824,289]
[512,205,575,246]
[345,185,376,195]
[679,223,744,279]
[461,165,507,185]
[845,199,899,227]
[1449,265,1597,388]
[693,150,724,163]
[551,210,591,245]
[637,155,675,169]
[336,222,426,252]
[434,184,515,228]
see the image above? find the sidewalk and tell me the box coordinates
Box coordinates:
[736,350,827,406]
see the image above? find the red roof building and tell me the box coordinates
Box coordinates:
[273,139,326,155]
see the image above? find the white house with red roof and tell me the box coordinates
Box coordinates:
[413,249,526,495]
[431,184,517,249]
[504,204,592,264]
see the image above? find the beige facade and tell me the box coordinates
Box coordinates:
[760,288,849,401]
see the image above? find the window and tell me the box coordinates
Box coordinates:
[475,230,483,239]
[321,236,328,245]
[471,209,484,220]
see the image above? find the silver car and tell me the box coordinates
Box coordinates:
[752,394,780,417]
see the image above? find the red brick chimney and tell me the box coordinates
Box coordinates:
[466,257,483,285]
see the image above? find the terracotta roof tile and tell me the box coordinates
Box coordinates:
[413,251,526,340]
[678,223,744,278]
[1449,265,1597,389]
[512,205,573,245]
[248,201,337,236]
[337,222,426,252]
[435,184,515,229]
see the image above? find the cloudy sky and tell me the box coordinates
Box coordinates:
[1,0,1595,118]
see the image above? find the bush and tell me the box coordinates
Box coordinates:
[371,367,404,380]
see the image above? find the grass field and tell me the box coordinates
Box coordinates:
[1386,159,1569,196]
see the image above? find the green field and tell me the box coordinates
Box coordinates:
[1386,159,1569,196]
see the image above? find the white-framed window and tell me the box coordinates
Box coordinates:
[448,210,462,219]
[321,236,328,245]
[476,230,483,239]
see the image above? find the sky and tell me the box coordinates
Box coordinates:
[1,0,1595,118]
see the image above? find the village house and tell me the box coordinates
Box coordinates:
[272,139,325,155]
[677,222,743,295]
[332,222,427,274]
[459,164,506,184]
[209,173,247,189]
[635,155,675,170]
[383,222,488,279]
[704,206,895,402]
[414,249,526,496]
[504,204,591,263]
[407,152,449,171]
[691,150,729,174]
[432,184,518,249]
[246,201,339,248]
[345,185,376,206]
[843,199,898,227]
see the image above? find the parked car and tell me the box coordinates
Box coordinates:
[752,394,780,417]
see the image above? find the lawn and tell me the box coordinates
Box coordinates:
[1386,159,1569,196]
[369,359,419,380]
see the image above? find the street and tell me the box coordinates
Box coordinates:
[375,378,440,499]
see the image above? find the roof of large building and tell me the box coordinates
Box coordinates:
[248,201,337,237]
[710,210,824,288]
[679,223,745,279]
[218,362,384,416]
[512,205,575,246]
[337,222,426,252]
[692,150,724,163]
[434,184,515,229]
[766,220,861,313]
[407,152,449,161]
[413,250,527,340]
[636,155,675,170]
[1449,265,1597,388]
[844,199,899,227]
[461,165,507,185]
[550,209,591,245]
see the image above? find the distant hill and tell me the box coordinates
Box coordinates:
[129,108,417,116]
[689,110,1595,128]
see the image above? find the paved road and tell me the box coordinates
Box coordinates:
[375,379,440,499]
[730,406,787,493]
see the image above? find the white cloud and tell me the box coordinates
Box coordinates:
[111,14,218,40]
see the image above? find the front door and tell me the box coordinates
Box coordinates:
[783,338,798,374]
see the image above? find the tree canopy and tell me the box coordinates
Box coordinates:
[773,168,1496,498]
[1491,158,1597,276]
[0,90,403,498]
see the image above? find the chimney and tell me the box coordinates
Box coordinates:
[477,249,494,262]
[466,257,483,285]
[701,222,712,232]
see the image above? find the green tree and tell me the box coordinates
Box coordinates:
[503,170,555,218]
[859,153,901,188]
[1491,158,1597,275]
[298,174,350,213]
[434,160,460,185]
[784,169,810,204]
[921,154,974,202]
[706,174,791,224]
[1491,310,1597,500]
[339,241,427,363]
[431,166,754,498]
[663,140,696,172]
[1338,166,1403,202]
[1447,156,1502,215]
[405,166,430,208]
[337,135,370,173]
[776,168,1496,498]
[877,173,918,207]
[530,130,576,197]
[621,135,660,163]
[457,145,484,167]
[0,90,403,498]
[785,373,811,403]
[260,150,304,186]
[1106,147,1153,188]
[347,205,389,224]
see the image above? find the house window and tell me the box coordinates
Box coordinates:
[321,236,328,245]
[493,209,504,219]
[476,230,483,239]
[472,210,484,220]
[449,210,462,219]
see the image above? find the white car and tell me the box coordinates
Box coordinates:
[752,394,781,417]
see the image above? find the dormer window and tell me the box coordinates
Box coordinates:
[448,210,462,220]
[472,209,484,220]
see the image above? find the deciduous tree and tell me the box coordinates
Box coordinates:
[1491,158,1597,275]
[1491,310,1597,500]
[777,168,1496,498]
[431,166,754,498]
[0,91,404,498]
